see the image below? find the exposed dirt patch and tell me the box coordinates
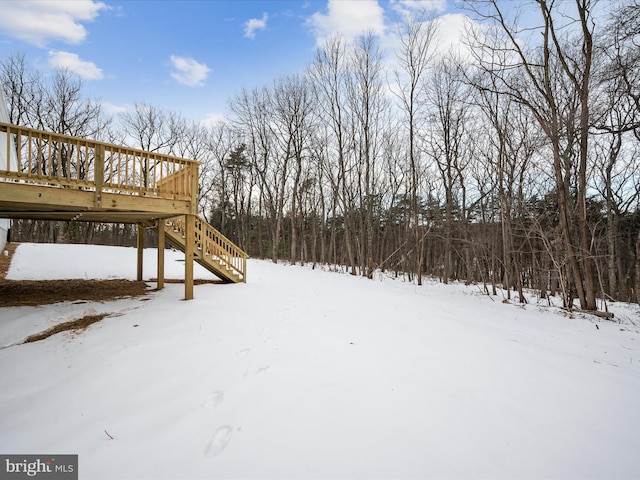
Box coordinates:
[23,313,110,343]
[0,242,149,307]
[0,279,149,307]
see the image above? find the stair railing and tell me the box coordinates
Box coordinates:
[167,216,247,282]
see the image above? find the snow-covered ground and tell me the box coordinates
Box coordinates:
[1,243,640,479]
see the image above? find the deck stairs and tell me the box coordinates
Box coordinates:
[144,216,246,283]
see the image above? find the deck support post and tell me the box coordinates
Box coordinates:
[184,214,195,300]
[137,224,144,281]
[242,254,247,283]
[157,219,165,290]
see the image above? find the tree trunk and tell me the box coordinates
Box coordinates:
[636,232,640,305]
[607,212,617,298]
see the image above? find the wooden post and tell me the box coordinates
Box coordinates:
[183,161,199,300]
[184,214,195,300]
[94,144,104,208]
[157,219,165,290]
[243,253,247,283]
[137,224,144,281]
[190,162,200,215]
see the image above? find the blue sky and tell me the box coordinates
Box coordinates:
[0,0,505,123]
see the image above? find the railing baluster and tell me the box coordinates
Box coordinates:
[125,151,129,188]
[25,130,31,176]
[18,130,25,177]
[47,133,52,178]
[3,127,8,174]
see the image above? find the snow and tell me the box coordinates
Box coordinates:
[1,243,640,479]
[5,242,218,282]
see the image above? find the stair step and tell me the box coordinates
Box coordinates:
[157,215,246,283]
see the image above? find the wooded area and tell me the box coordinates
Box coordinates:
[2,0,639,308]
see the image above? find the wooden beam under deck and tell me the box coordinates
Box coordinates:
[0,182,191,217]
[0,212,172,223]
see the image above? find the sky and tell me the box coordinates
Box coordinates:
[0,0,470,125]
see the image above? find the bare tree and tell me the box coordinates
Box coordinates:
[118,103,182,189]
[465,0,600,310]
[229,86,288,262]
[119,102,181,153]
[392,12,438,285]
[426,58,468,284]
[0,52,41,127]
[308,36,358,274]
[172,119,212,217]
[271,74,315,265]
[347,32,388,277]
[590,0,640,300]
[600,0,640,137]
[202,121,236,233]
[43,70,108,139]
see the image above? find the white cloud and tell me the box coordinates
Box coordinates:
[307,0,385,44]
[48,50,103,80]
[200,113,228,128]
[390,0,446,14]
[100,101,129,115]
[244,13,268,39]
[0,0,107,47]
[433,13,476,61]
[169,55,211,87]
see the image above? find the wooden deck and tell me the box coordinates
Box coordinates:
[0,121,247,298]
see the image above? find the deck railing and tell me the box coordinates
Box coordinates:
[167,216,247,282]
[0,122,199,202]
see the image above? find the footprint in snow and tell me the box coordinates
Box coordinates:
[204,426,233,457]
[202,390,224,410]
[235,349,250,357]
[245,365,270,377]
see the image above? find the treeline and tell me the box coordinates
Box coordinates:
[2,0,639,308]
